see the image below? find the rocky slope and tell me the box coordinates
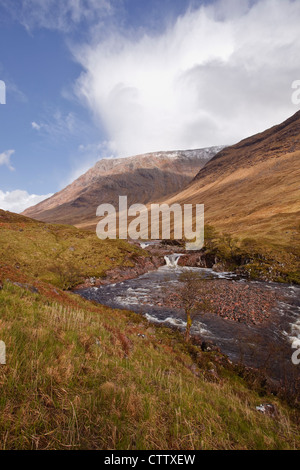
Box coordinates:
[23,147,222,228]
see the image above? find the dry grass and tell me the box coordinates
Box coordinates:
[0,280,299,450]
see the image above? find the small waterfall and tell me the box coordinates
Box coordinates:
[164,254,182,268]
[139,241,157,249]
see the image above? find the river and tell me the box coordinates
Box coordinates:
[76,260,300,383]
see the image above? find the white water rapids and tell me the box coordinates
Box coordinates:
[76,263,300,382]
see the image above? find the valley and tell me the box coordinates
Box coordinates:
[2,0,300,453]
[1,112,300,450]
[0,208,300,449]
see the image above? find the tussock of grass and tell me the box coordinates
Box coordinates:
[0,281,299,450]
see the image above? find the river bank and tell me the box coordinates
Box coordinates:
[77,239,300,290]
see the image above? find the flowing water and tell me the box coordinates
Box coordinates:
[76,259,300,382]
[163,253,184,267]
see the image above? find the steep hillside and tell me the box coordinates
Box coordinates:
[22,147,222,228]
[166,111,300,251]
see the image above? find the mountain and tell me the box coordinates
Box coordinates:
[22,147,222,228]
[165,111,300,249]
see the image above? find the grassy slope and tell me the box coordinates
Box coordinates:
[167,151,300,246]
[0,279,299,450]
[0,210,143,289]
[0,210,299,449]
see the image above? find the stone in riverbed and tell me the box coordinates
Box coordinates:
[256,403,278,417]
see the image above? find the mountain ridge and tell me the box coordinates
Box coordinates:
[163,111,300,251]
[23,146,223,227]
[192,110,300,184]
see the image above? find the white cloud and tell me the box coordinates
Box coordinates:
[73,0,300,157]
[3,0,113,32]
[0,190,53,213]
[31,121,41,130]
[0,150,15,171]
[31,110,86,141]
[5,80,28,103]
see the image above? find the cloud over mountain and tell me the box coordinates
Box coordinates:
[73,0,300,157]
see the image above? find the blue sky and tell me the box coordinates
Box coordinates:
[0,0,299,212]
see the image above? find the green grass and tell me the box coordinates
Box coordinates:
[0,210,144,289]
[0,280,299,450]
